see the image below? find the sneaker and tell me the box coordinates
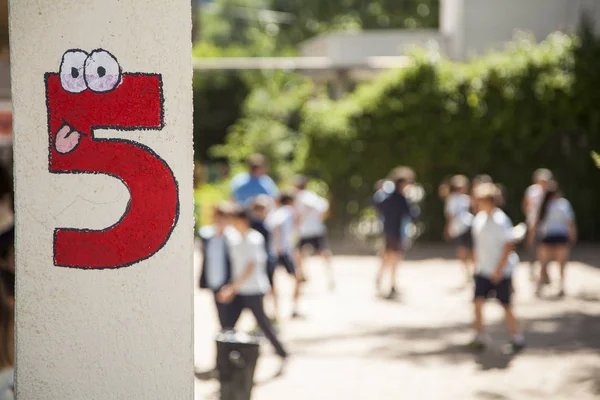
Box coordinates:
[467,339,486,352]
[386,287,399,300]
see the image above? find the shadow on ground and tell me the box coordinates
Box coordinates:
[289,311,600,371]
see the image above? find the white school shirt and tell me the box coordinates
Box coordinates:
[265,205,296,254]
[295,190,329,238]
[524,183,544,226]
[444,193,473,238]
[472,209,519,279]
[227,229,270,295]
[538,198,574,237]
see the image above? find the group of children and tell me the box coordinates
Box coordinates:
[199,173,333,374]
[440,168,577,353]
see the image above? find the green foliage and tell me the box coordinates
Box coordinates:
[211,70,314,182]
[593,151,600,168]
[301,32,600,240]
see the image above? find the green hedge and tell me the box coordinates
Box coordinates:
[301,30,600,240]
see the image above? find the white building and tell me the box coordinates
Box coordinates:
[301,0,600,64]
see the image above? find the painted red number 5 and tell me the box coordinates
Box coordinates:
[45,49,179,269]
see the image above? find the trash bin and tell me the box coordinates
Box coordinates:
[216,330,260,400]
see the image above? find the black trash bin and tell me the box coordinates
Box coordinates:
[216,330,261,400]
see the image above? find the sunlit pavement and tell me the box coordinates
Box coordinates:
[194,247,600,400]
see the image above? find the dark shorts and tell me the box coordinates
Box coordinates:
[474,275,512,305]
[384,235,404,253]
[453,229,473,250]
[267,253,296,286]
[541,234,569,246]
[298,235,329,252]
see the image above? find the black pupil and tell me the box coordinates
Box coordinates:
[71,67,79,79]
[97,67,106,78]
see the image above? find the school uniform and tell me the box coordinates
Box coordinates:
[295,189,330,252]
[471,209,519,305]
[265,205,297,276]
[199,225,233,329]
[375,191,413,252]
[538,198,574,245]
[225,229,288,358]
[445,193,474,249]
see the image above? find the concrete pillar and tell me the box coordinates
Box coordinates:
[8,1,194,399]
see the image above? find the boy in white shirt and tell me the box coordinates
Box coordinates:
[217,207,289,369]
[470,183,524,354]
[293,176,335,291]
[266,190,303,318]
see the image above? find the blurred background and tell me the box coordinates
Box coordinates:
[189,0,600,249]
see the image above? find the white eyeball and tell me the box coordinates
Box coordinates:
[59,50,89,93]
[84,49,122,93]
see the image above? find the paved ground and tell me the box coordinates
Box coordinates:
[194,249,600,400]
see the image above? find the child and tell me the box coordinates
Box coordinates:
[198,202,235,329]
[533,181,577,297]
[266,190,303,318]
[249,195,279,323]
[443,175,474,283]
[293,175,335,291]
[523,168,553,279]
[470,183,524,353]
[216,207,288,372]
[374,171,414,299]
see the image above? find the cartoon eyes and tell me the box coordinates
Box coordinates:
[60,50,88,93]
[59,49,122,94]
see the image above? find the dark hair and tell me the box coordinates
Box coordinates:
[278,189,296,206]
[537,181,559,224]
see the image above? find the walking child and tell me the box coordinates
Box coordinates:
[217,207,289,373]
[266,190,303,318]
[374,171,414,299]
[443,175,474,283]
[532,181,577,297]
[293,175,335,291]
[198,202,234,329]
[469,183,524,353]
[523,168,553,279]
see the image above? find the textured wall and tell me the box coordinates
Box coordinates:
[9,1,194,399]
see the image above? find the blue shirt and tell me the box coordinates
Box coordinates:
[375,191,412,237]
[230,173,279,205]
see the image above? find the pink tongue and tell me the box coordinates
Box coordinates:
[55,124,81,154]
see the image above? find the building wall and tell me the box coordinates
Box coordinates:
[447,0,600,59]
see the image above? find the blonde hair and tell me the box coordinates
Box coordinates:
[473,182,500,204]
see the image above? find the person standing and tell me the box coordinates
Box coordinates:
[217,207,289,373]
[230,154,279,206]
[293,175,335,291]
[374,172,415,299]
[523,168,553,279]
[469,183,524,353]
[198,202,235,329]
[532,181,577,297]
[443,175,474,284]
